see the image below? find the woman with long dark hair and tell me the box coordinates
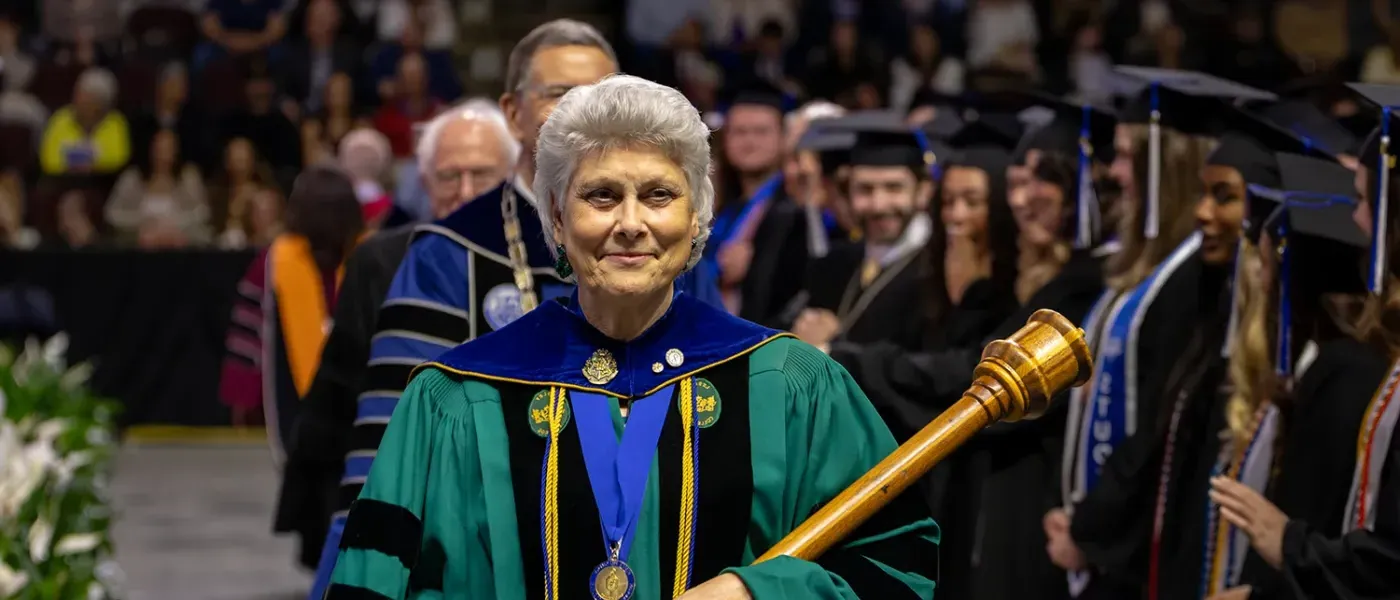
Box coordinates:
[218,165,366,570]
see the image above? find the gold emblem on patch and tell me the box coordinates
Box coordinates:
[583,349,618,385]
[527,390,570,437]
[693,378,721,428]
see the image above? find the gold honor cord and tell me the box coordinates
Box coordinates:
[673,377,697,597]
[539,382,702,598]
[502,186,540,312]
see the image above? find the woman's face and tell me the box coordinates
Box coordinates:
[910,25,939,62]
[1018,176,1066,249]
[782,149,824,205]
[554,145,699,299]
[151,131,178,169]
[940,166,990,242]
[1355,164,1374,238]
[159,70,188,106]
[1108,125,1137,205]
[249,188,283,235]
[226,139,254,177]
[1197,164,1248,265]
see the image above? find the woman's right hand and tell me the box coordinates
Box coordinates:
[1044,508,1087,571]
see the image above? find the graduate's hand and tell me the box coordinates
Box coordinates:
[792,309,841,346]
[676,573,753,600]
[1043,508,1087,570]
[1205,585,1253,600]
[1210,477,1287,569]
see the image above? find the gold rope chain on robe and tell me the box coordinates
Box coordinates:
[502,185,540,312]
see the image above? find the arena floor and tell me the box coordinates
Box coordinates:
[111,442,308,600]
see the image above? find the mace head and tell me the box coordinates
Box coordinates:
[973,309,1094,422]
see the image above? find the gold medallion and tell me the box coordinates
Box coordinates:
[593,564,630,600]
[583,349,618,385]
[694,378,721,428]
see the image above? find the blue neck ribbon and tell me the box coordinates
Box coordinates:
[573,388,675,561]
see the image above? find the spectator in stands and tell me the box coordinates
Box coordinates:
[0,14,35,92]
[737,19,799,93]
[221,60,301,173]
[368,14,461,105]
[129,62,208,172]
[965,0,1040,79]
[0,170,37,249]
[375,0,456,51]
[1363,24,1400,85]
[39,67,130,176]
[244,185,285,246]
[301,73,369,167]
[889,21,964,112]
[337,128,393,229]
[195,0,288,70]
[279,0,361,116]
[52,189,99,249]
[210,136,279,248]
[105,128,210,248]
[372,52,442,158]
[1065,13,1113,105]
[708,0,795,48]
[0,17,47,147]
[42,0,121,57]
[801,15,885,107]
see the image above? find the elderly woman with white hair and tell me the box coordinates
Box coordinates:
[39,67,130,175]
[328,75,938,600]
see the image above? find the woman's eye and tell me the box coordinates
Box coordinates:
[585,189,617,202]
[646,188,677,201]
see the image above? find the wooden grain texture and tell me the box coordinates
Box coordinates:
[756,309,1092,562]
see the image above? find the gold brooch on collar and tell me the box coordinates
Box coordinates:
[583,348,618,385]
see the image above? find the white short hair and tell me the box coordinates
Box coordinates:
[534,74,714,270]
[415,98,520,172]
[75,67,117,106]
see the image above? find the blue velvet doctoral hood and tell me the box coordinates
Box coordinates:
[427,180,557,268]
[423,290,788,398]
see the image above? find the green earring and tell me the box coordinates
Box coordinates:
[553,244,573,278]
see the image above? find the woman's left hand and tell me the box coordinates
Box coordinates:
[676,573,753,600]
[1209,477,1288,569]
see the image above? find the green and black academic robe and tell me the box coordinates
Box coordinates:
[328,291,939,599]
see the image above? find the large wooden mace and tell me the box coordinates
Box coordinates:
[756,308,1093,562]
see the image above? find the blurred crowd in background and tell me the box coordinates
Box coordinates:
[0,0,1395,253]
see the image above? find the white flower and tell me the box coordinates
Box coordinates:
[0,440,48,519]
[0,561,29,596]
[54,533,101,557]
[28,515,53,562]
[53,451,93,488]
[42,334,68,371]
[34,419,69,447]
[87,581,103,600]
[59,363,93,392]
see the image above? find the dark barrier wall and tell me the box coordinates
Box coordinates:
[0,250,255,427]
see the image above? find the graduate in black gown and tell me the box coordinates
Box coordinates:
[1055,81,1338,600]
[829,129,1105,600]
[1209,86,1400,600]
[705,81,810,325]
[1206,153,1389,600]
[791,112,1018,354]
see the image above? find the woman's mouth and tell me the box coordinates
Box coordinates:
[603,252,653,266]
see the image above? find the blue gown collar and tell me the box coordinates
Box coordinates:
[421,180,555,268]
[423,290,788,398]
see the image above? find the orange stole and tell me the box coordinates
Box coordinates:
[269,234,347,398]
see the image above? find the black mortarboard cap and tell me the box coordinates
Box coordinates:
[795,126,857,175]
[1011,94,1118,165]
[1261,100,1360,158]
[1344,82,1400,293]
[807,111,940,172]
[721,78,793,114]
[1113,67,1277,240]
[947,110,1023,151]
[1205,106,1332,196]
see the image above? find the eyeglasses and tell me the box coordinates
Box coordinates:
[517,83,577,102]
[432,167,501,189]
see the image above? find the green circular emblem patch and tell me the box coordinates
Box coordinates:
[528,389,570,437]
[693,378,721,429]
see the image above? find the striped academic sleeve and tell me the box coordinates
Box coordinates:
[309,233,472,600]
[327,370,456,600]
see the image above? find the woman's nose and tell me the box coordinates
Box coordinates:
[615,197,647,238]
